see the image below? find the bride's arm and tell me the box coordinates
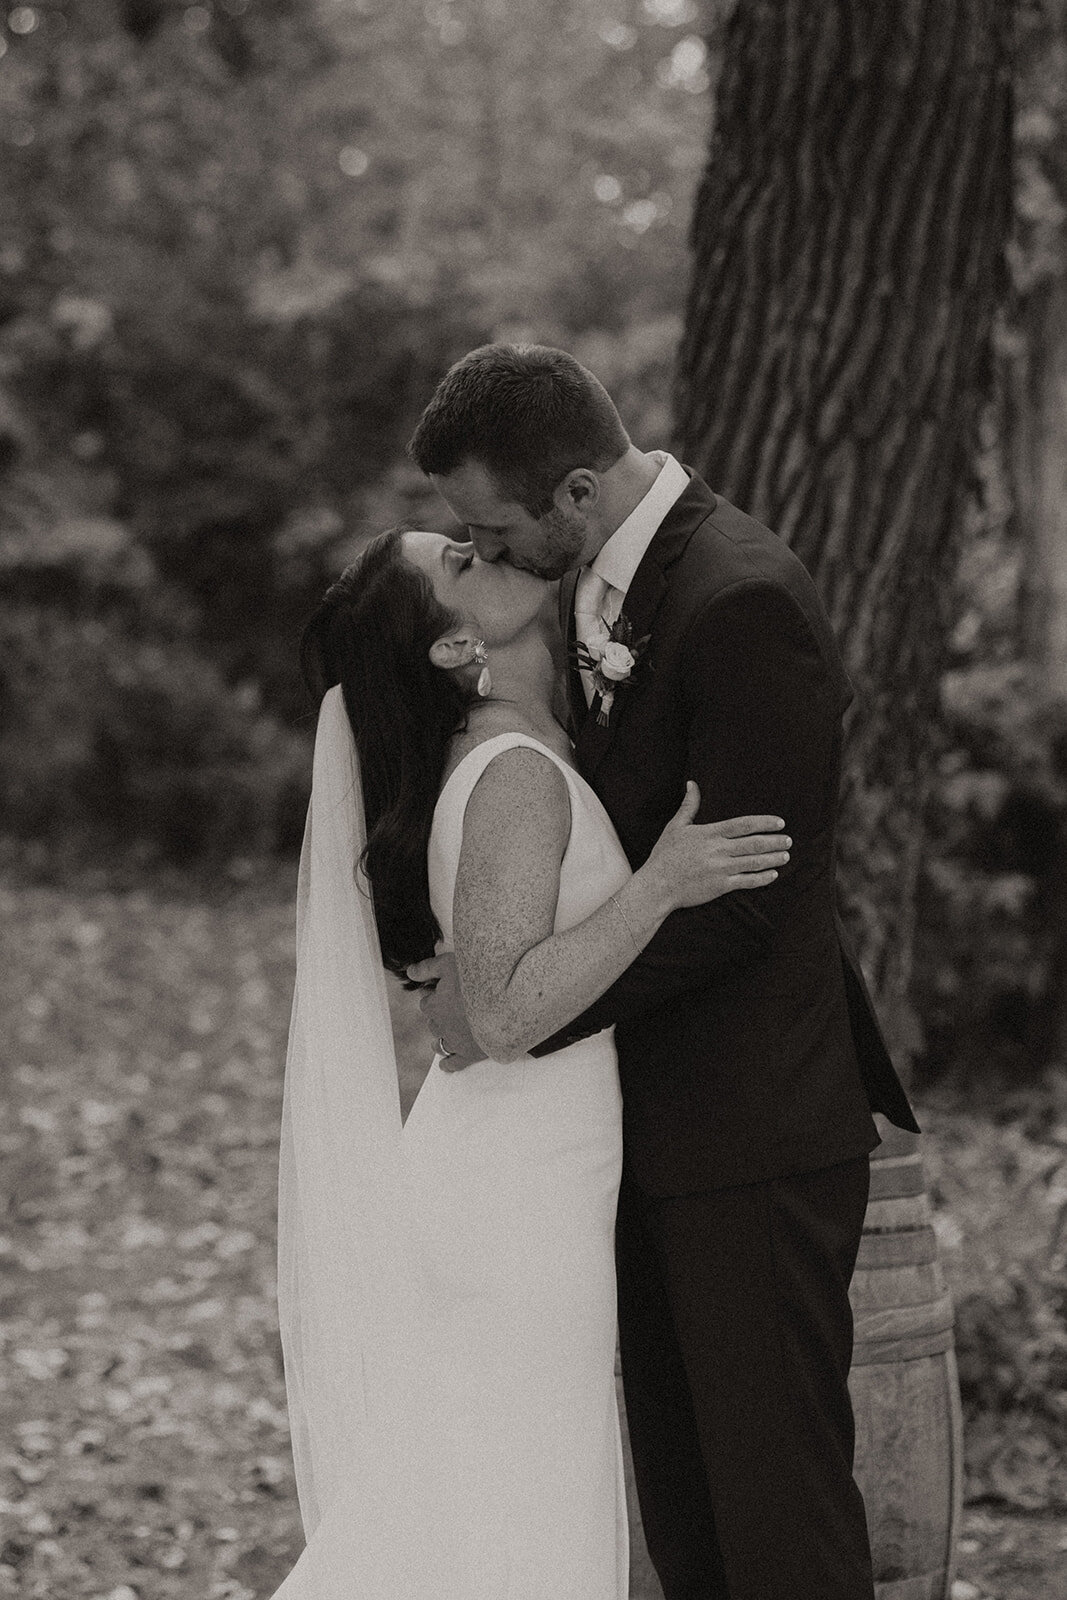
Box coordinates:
[452,746,785,1063]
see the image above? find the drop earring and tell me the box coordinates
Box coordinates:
[473,640,492,698]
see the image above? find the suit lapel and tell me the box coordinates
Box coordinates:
[558,567,587,739]
[574,470,717,776]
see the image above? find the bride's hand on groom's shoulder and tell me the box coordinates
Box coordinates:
[405,952,483,1072]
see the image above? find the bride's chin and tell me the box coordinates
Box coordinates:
[500,568,551,609]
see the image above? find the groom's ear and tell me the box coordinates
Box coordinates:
[554,468,599,515]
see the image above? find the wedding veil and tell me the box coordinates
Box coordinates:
[276,683,409,1538]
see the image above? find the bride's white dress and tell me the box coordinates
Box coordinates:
[271,732,631,1600]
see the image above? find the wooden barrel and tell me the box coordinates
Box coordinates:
[618,1122,964,1599]
[849,1118,964,1600]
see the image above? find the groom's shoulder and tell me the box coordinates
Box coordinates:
[669,479,814,604]
[658,477,847,685]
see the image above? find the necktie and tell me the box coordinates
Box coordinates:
[574,569,619,707]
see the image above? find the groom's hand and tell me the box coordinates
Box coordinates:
[405,953,482,1071]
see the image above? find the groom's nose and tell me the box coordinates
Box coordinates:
[470,530,506,562]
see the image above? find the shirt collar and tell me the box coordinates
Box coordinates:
[590,452,689,597]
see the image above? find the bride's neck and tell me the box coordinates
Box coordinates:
[473,625,560,734]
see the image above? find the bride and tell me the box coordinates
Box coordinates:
[270,526,789,1599]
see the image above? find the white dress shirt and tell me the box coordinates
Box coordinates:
[574,451,689,704]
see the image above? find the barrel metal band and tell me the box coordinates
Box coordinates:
[850,1327,956,1366]
[852,1292,955,1365]
[867,1156,927,1201]
[868,1573,950,1600]
[855,1228,938,1269]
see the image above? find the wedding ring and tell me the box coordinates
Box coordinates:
[436,1036,456,1060]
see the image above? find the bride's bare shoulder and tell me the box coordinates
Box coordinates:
[441,707,570,787]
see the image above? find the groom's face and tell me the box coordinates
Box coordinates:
[431,459,589,582]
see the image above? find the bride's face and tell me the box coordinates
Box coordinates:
[402,530,549,647]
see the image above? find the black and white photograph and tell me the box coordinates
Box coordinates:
[1,3,1065,1598]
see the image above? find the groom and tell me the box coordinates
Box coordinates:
[406,344,918,1600]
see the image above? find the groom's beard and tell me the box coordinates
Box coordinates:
[510,505,587,581]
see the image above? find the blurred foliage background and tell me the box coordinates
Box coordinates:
[3,0,1067,1093]
[2,2,1067,1593]
[0,0,718,863]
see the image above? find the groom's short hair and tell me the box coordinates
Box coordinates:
[408,344,630,516]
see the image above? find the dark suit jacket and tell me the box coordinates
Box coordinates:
[533,471,918,1196]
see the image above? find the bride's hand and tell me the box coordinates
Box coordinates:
[642,782,790,911]
[405,952,483,1072]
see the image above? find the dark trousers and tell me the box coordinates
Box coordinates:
[616,1157,875,1600]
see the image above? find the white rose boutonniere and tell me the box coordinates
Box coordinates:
[599,641,636,681]
[572,613,651,727]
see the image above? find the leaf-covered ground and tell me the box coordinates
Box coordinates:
[1,871,1065,1600]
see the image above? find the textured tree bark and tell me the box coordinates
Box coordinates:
[674,0,1013,1069]
[1018,272,1067,698]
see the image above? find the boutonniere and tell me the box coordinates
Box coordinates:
[572,612,652,727]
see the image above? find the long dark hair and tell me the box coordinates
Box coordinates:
[300,528,475,975]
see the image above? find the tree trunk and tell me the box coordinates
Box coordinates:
[674,0,1013,1069]
[1018,272,1067,698]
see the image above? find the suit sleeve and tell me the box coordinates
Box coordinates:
[530,580,841,1054]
